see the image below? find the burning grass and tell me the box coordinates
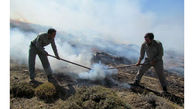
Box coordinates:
[10,82,34,98]
[60,85,131,109]
[35,82,57,102]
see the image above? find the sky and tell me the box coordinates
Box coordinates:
[141,0,183,14]
[10,0,184,53]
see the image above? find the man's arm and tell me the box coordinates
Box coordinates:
[136,43,145,66]
[51,39,60,59]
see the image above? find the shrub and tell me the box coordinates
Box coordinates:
[10,82,34,98]
[35,82,56,101]
[61,86,131,109]
[144,92,158,108]
[144,92,181,109]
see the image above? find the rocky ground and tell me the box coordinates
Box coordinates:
[10,61,184,109]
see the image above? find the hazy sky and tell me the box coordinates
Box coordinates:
[10,0,184,53]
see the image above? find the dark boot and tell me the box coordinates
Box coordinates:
[47,75,54,80]
[133,80,140,86]
[29,78,36,83]
[29,78,39,85]
[47,75,57,84]
[30,78,36,83]
[162,86,168,93]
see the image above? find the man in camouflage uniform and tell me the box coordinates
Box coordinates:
[28,28,60,82]
[134,33,167,92]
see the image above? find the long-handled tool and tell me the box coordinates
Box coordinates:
[108,64,144,69]
[48,54,92,70]
[48,54,143,70]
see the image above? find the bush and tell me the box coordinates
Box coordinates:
[143,92,181,109]
[144,92,158,108]
[61,86,131,109]
[35,82,56,101]
[10,82,34,98]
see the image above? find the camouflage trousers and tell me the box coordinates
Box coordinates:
[134,59,167,88]
[28,44,52,80]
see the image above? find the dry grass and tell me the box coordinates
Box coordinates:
[117,90,183,109]
[10,82,34,98]
[10,62,184,109]
[60,86,131,109]
[143,92,183,109]
[35,82,57,102]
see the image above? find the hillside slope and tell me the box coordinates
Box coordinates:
[10,61,183,109]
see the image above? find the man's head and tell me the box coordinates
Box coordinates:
[144,33,154,44]
[48,28,56,39]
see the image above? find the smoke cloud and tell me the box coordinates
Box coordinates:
[10,28,36,64]
[10,27,92,73]
[78,63,118,81]
[10,0,184,79]
[10,0,184,53]
[10,23,138,80]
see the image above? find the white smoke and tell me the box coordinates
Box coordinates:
[78,63,118,81]
[10,27,121,81]
[10,23,184,78]
[10,27,93,73]
[10,0,184,53]
[10,28,35,64]
[10,24,128,79]
[10,0,184,78]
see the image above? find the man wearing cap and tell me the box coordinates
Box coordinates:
[134,33,167,92]
[28,28,60,82]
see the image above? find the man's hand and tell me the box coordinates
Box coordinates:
[136,60,141,66]
[44,51,49,56]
